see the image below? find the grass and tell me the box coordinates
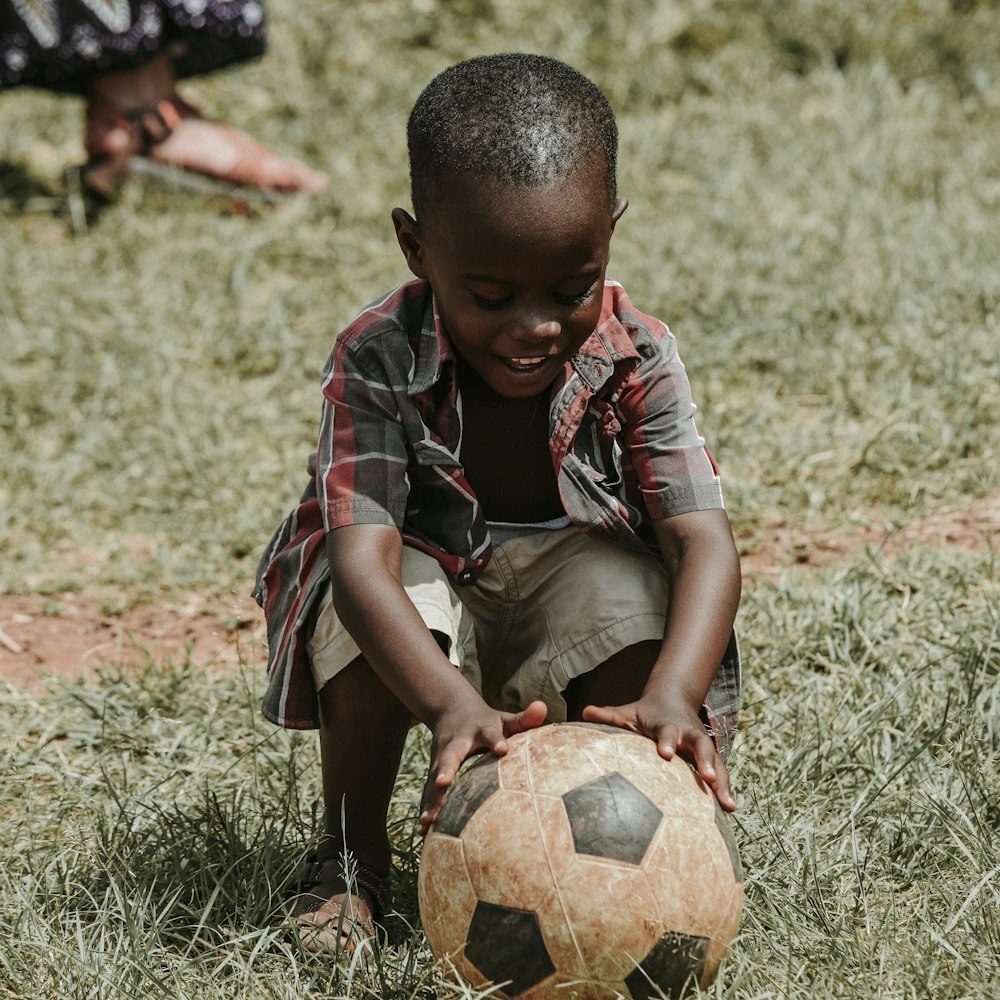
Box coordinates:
[1,0,998,997]
[2,549,996,998]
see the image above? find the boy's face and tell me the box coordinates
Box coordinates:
[392,166,627,398]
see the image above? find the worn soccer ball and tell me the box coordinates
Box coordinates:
[418,722,743,1000]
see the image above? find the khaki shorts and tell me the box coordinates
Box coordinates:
[306,527,669,721]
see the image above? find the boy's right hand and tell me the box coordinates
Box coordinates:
[419,698,547,836]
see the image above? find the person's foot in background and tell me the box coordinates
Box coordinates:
[83,52,326,196]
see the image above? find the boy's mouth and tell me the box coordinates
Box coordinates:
[503,356,550,371]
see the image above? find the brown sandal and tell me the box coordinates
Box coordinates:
[80,96,200,199]
[287,847,392,955]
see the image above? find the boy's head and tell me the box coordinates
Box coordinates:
[407,52,619,219]
[393,54,627,399]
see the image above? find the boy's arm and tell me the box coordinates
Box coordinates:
[326,523,546,832]
[582,508,741,810]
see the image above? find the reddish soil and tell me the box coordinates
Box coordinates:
[0,588,267,693]
[736,494,999,576]
[1,496,996,692]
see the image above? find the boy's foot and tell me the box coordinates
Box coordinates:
[288,853,391,955]
[293,889,377,954]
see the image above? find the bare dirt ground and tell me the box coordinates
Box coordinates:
[736,494,1000,575]
[1,496,997,693]
[0,589,267,693]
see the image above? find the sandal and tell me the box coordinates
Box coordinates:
[79,95,325,201]
[287,845,392,956]
[81,96,197,200]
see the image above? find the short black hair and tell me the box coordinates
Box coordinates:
[407,53,618,216]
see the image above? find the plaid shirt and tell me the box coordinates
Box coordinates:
[254,278,740,749]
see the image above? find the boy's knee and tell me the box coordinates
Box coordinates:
[318,655,409,719]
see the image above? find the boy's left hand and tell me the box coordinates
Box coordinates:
[581,698,736,812]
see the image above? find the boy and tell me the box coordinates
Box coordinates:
[254,53,742,954]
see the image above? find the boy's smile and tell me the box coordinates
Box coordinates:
[393,167,627,398]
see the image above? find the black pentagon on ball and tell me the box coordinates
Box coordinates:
[562,771,663,865]
[624,930,709,1000]
[433,755,500,837]
[464,900,556,997]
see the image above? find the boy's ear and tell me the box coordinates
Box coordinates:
[611,197,629,227]
[391,208,428,279]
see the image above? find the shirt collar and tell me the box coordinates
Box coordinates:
[570,282,642,391]
[409,283,455,395]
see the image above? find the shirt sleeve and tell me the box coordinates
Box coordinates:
[616,321,725,519]
[316,334,411,531]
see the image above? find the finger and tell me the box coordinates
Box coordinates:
[580,703,622,726]
[431,742,468,792]
[687,730,721,786]
[479,722,515,757]
[655,725,680,760]
[419,762,449,818]
[504,700,548,736]
[698,752,736,812]
[711,757,736,812]
[418,812,433,838]
[418,777,447,836]
[418,742,465,830]
[667,726,712,775]
[677,730,737,811]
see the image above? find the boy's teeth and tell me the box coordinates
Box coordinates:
[509,357,546,367]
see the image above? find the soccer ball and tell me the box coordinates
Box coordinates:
[418,722,743,1000]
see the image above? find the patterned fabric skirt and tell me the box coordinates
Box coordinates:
[0,1,267,93]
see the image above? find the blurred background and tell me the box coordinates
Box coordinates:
[2,0,996,601]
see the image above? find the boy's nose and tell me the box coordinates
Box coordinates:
[510,314,561,346]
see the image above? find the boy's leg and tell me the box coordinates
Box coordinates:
[318,655,412,875]
[294,544,471,953]
[294,654,411,951]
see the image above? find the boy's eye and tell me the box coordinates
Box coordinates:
[471,293,513,311]
[556,283,598,307]
[470,279,599,311]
